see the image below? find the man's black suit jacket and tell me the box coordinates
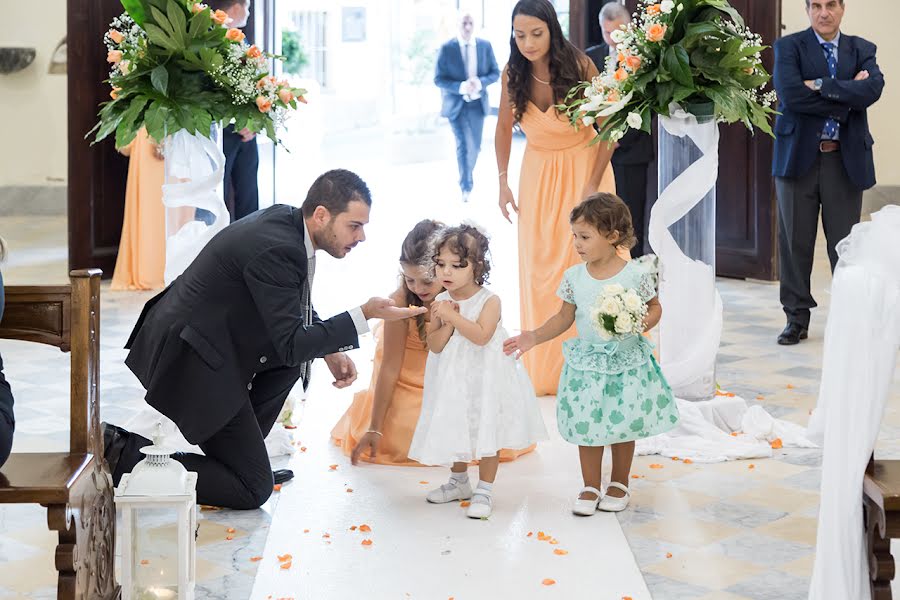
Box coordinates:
[125,205,359,444]
[585,41,654,166]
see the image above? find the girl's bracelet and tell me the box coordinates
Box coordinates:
[366,430,384,437]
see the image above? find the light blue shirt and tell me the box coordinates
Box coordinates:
[814,30,841,140]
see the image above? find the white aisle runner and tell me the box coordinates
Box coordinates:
[249,376,650,600]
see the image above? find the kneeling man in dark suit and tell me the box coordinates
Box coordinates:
[104,169,424,509]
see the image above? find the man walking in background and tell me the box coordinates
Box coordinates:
[435,12,500,202]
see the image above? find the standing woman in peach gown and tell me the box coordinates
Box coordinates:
[111,128,166,291]
[495,0,616,395]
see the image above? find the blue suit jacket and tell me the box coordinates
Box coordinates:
[434,38,500,120]
[772,28,883,190]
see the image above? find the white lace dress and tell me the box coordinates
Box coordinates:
[408,287,548,466]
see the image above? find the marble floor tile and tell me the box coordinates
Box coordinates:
[725,568,809,600]
[645,548,766,590]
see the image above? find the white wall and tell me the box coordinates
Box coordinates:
[782,0,899,185]
[0,0,67,187]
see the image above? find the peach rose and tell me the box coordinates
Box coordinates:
[108,30,125,44]
[256,96,272,112]
[297,94,308,104]
[191,3,207,13]
[225,28,245,42]
[647,3,662,15]
[246,45,262,58]
[211,9,229,25]
[107,50,123,63]
[606,90,621,102]
[625,55,642,71]
[278,88,294,104]
[614,67,629,82]
[617,51,626,65]
[646,23,667,43]
[110,87,121,100]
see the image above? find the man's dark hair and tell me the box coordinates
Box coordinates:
[301,169,372,218]
[207,0,247,11]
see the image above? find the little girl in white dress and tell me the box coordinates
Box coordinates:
[408,224,547,519]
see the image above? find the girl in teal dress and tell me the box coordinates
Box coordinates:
[504,192,678,515]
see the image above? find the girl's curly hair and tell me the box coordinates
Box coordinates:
[431,224,492,286]
[570,192,637,249]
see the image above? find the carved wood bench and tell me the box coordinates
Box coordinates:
[0,269,119,599]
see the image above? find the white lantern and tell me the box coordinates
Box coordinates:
[115,425,198,600]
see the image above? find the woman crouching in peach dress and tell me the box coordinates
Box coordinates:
[332,219,533,465]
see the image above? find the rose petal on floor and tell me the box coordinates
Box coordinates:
[361,539,373,546]
[553,549,568,555]
[542,578,556,586]
[250,556,263,562]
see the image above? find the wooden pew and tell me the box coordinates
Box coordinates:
[0,269,119,599]
[864,453,900,599]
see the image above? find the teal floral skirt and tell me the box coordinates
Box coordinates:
[556,336,679,446]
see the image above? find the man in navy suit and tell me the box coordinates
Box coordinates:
[772,0,883,345]
[435,13,500,202]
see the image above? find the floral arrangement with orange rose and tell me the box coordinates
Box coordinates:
[90,0,306,148]
[562,0,776,143]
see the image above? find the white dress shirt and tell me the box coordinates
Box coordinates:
[457,36,482,101]
[302,219,369,336]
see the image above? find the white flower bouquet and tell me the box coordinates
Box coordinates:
[590,283,648,340]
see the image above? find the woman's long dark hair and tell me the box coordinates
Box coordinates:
[400,219,444,341]
[507,0,585,123]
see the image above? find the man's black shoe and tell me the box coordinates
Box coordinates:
[777,323,808,345]
[101,421,130,484]
[273,469,294,485]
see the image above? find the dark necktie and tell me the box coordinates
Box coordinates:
[821,42,838,139]
[299,256,315,389]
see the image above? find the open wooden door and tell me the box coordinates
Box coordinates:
[572,0,780,280]
[67,0,130,276]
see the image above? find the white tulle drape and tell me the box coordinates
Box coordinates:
[162,129,228,284]
[649,105,723,399]
[806,205,900,600]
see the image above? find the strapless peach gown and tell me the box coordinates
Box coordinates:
[332,319,534,465]
[111,128,166,291]
[517,101,616,395]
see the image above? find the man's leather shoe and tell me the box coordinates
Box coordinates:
[273,469,294,485]
[777,323,808,345]
[101,421,130,484]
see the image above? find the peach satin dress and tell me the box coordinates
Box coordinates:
[110,128,166,291]
[516,101,616,396]
[332,319,534,465]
